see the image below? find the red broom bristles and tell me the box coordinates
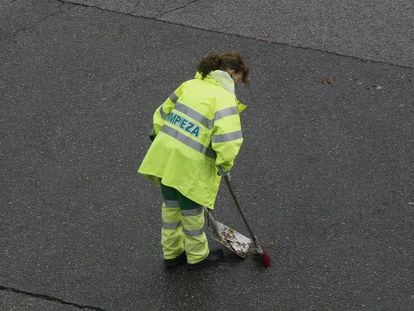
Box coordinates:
[261,248,271,268]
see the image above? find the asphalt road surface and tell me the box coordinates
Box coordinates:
[1,1,413,310]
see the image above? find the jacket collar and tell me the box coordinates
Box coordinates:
[194,70,233,93]
[210,70,235,94]
[194,71,247,113]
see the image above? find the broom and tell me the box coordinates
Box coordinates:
[222,174,271,268]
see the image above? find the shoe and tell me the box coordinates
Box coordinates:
[186,249,224,271]
[163,252,187,268]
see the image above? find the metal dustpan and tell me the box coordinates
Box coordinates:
[206,209,252,258]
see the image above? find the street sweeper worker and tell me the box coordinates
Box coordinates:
[138,51,249,270]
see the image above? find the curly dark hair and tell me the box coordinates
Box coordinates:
[197,51,249,84]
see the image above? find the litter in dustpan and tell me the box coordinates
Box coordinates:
[212,220,253,257]
[207,211,252,258]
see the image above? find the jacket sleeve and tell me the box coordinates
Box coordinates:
[211,106,243,172]
[152,84,183,136]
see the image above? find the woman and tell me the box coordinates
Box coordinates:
[138,51,249,270]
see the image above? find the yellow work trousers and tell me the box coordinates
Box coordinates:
[161,184,209,264]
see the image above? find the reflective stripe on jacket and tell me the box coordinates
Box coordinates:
[138,70,246,208]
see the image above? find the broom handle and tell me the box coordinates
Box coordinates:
[223,175,258,243]
[206,209,220,237]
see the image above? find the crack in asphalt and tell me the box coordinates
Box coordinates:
[55,0,414,70]
[0,285,107,311]
[154,0,202,18]
[2,1,74,43]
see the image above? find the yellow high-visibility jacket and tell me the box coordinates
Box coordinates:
[138,70,246,208]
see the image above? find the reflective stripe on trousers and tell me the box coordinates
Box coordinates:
[161,202,209,264]
[161,202,184,259]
